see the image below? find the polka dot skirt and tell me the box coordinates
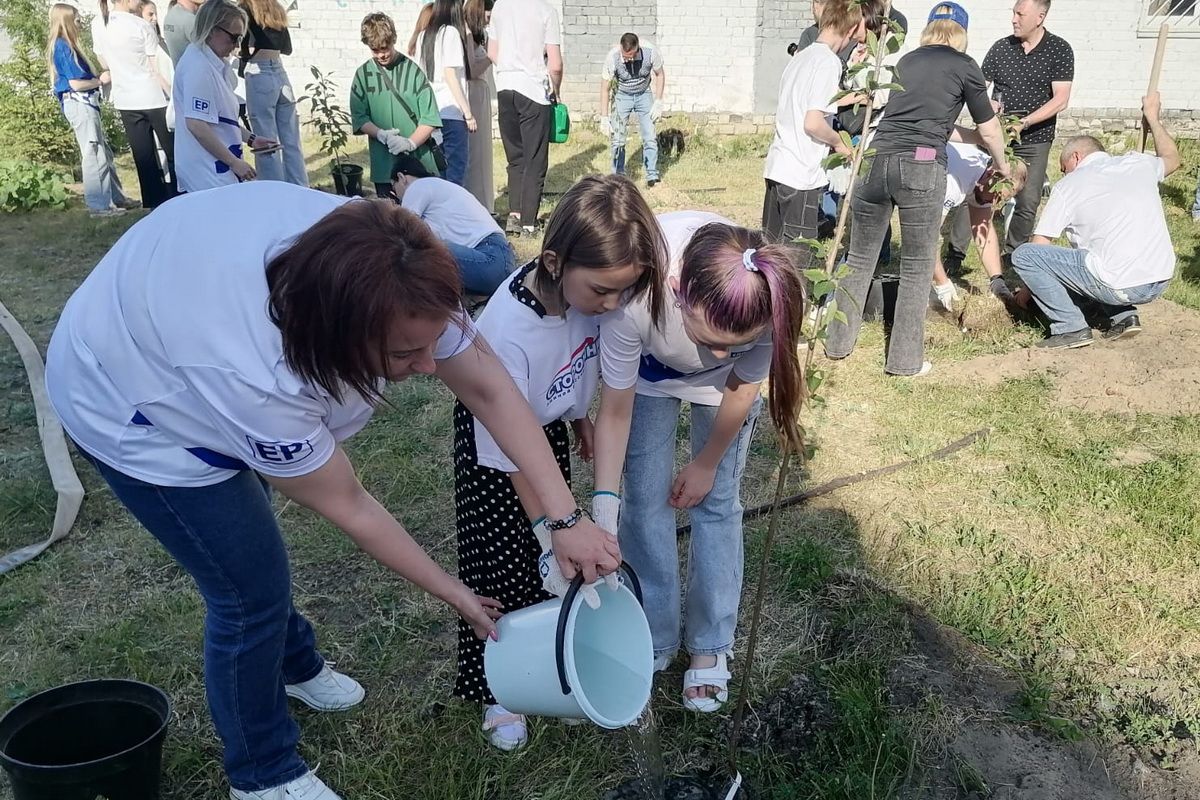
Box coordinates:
[452,400,570,704]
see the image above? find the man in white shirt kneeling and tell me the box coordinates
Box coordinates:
[1011,92,1180,350]
[391,155,517,297]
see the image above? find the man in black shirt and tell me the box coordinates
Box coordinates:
[944,0,1072,269]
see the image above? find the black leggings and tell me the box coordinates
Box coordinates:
[119,107,175,209]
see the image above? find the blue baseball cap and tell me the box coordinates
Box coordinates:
[928,2,969,29]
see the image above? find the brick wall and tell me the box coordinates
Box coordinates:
[559,1,658,115]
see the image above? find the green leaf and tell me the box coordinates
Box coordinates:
[877,82,904,92]
[821,153,849,170]
[885,32,902,54]
[832,310,849,324]
[803,268,829,282]
[866,30,879,58]
[839,130,854,149]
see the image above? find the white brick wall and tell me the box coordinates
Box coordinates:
[174,0,1200,124]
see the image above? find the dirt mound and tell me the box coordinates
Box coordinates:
[894,609,1200,800]
[933,300,1200,415]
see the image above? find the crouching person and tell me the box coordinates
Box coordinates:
[1011,92,1180,348]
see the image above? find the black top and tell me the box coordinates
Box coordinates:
[240,13,292,60]
[981,31,1073,145]
[873,45,994,163]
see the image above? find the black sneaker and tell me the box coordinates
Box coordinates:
[1036,328,1093,349]
[647,178,660,187]
[1102,315,1142,341]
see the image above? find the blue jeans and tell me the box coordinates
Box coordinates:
[441,118,470,186]
[611,91,659,181]
[244,59,308,187]
[1011,243,1170,333]
[77,450,323,792]
[61,93,127,211]
[447,232,517,296]
[619,393,761,658]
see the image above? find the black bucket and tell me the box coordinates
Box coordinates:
[331,163,363,197]
[862,274,900,326]
[0,679,171,800]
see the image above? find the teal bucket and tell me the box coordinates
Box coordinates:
[483,565,653,729]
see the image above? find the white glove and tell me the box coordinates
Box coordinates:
[599,115,612,136]
[374,127,400,146]
[650,99,664,122]
[534,518,602,610]
[591,493,621,592]
[387,135,415,156]
[933,281,959,312]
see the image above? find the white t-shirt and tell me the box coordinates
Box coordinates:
[1034,151,1175,290]
[943,142,991,218]
[490,0,561,104]
[416,26,469,121]
[45,183,474,488]
[764,43,841,191]
[401,177,503,248]
[472,265,600,472]
[98,11,168,110]
[599,211,774,406]
[173,43,242,193]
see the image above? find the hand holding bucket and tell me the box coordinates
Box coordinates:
[483,563,654,729]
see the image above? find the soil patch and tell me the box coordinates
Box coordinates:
[933,300,1200,415]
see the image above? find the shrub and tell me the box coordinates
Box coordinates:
[0,160,71,212]
[0,0,126,167]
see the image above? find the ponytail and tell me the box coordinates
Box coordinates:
[678,223,807,453]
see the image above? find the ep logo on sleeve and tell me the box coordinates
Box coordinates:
[246,436,315,464]
[192,97,210,113]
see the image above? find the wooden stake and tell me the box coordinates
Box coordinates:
[1142,22,1169,152]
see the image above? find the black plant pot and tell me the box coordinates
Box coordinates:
[331,162,364,197]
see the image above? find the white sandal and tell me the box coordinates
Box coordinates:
[483,704,528,751]
[682,653,731,713]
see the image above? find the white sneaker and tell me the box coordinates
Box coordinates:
[230,770,342,800]
[483,703,528,751]
[285,664,365,712]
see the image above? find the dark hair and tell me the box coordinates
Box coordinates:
[678,224,806,453]
[390,153,434,181]
[619,32,638,51]
[464,0,489,47]
[406,3,432,56]
[860,0,887,34]
[266,199,465,403]
[532,174,666,326]
[421,0,472,81]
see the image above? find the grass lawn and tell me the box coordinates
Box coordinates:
[2,121,1199,799]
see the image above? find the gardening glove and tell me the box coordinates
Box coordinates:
[374,127,400,146]
[387,135,415,156]
[933,281,958,313]
[534,517,602,610]
[650,99,664,122]
[591,492,621,593]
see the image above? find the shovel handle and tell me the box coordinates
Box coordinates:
[554,562,643,696]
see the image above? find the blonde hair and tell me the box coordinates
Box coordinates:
[46,3,94,85]
[240,0,287,31]
[818,0,863,35]
[920,7,968,51]
[360,12,397,50]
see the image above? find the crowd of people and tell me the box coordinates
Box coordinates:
[39,0,1186,798]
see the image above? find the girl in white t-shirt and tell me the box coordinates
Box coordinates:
[453,174,667,751]
[592,212,806,714]
[416,0,476,186]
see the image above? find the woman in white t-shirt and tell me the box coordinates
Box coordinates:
[173,0,279,192]
[45,182,620,800]
[452,175,666,751]
[592,212,806,714]
[95,0,176,207]
[416,0,476,186]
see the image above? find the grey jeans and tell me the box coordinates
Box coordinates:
[825,151,947,375]
[61,93,127,211]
